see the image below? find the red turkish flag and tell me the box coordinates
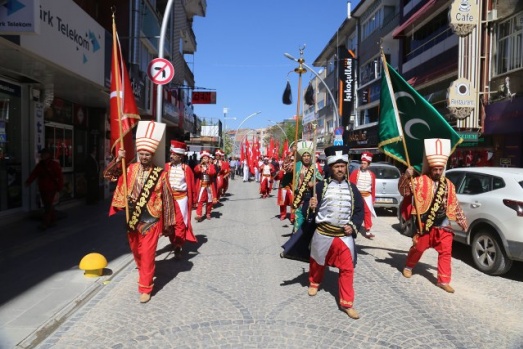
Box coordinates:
[110,23,140,163]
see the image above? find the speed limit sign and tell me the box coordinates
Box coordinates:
[147,58,175,85]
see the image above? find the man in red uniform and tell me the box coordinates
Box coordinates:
[165,140,197,259]
[349,152,376,239]
[193,150,217,221]
[214,149,230,200]
[275,154,295,222]
[259,156,275,198]
[104,121,175,303]
[25,148,64,230]
[398,138,468,293]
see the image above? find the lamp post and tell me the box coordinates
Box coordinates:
[234,129,256,156]
[284,52,341,129]
[222,107,236,150]
[267,120,288,141]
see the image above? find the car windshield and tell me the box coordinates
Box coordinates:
[370,166,400,179]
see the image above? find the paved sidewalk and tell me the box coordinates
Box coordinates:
[0,199,134,349]
[2,178,523,348]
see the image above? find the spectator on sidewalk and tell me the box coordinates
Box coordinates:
[25,148,64,230]
[85,146,100,205]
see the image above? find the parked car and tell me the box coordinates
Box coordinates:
[399,167,523,276]
[367,162,402,214]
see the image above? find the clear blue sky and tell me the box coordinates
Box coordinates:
[191,1,357,131]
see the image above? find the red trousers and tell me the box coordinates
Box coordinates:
[279,205,295,220]
[169,200,187,248]
[362,200,373,231]
[128,224,161,294]
[309,237,355,308]
[259,176,271,196]
[196,186,213,217]
[405,227,453,284]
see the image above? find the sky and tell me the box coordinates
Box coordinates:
[191,0,358,131]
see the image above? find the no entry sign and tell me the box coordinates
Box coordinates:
[147,58,175,85]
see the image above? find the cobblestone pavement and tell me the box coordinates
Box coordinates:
[27,179,523,348]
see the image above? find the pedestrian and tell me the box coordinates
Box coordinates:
[103,121,175,303]
[165,140,197,259]
[193,150,218,221]
[398,138,468,293]
[275,153,295,222]
[292,141,323,232]
[85,145,100,205]
[229,157,236,180]
[259,156,275,198]
[214,149,230,199]
[242,158,249,182]
[25,148,64,230]
[349,152,377,239]
[307,145,365,319]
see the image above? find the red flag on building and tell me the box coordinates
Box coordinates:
[110,19,140,163]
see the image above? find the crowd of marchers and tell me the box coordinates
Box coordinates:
[278,138,467,320]
[99,120,467,315]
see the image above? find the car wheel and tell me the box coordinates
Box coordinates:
[471,229,513,276]
[399,215,415,237]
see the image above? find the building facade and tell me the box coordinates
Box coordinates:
[0,0,205,218]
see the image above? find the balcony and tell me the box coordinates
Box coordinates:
[182,26,197,54]
[184,0,207,19]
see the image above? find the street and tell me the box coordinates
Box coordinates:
[1,178,522,349]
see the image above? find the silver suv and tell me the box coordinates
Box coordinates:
[400,167,523,276]
[367,162,402,214]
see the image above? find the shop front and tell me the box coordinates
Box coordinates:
[484,96,523,167]
[0,79,23,212]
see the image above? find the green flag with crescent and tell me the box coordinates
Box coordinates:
[378,59,463,172]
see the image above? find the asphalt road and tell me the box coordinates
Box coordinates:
[1,178,522,349]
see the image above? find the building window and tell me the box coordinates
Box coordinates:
[495,12,523,75]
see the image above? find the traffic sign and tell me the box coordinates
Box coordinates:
[147,58,175,85]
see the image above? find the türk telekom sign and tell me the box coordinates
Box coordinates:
[0,0,40,34]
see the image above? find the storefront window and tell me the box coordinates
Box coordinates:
[0,80,22,211]
[44,123,74,171]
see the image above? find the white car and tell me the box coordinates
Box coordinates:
[369,163,402,214]
[400,167,523,276]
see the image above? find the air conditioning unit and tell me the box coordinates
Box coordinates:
[488,9,497,22]
[487,9,498,22]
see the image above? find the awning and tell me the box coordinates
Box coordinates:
[393,0,437,38]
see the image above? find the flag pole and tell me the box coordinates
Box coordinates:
[112,13,130,222]
[380,50,422,234]
[290,47,307,216]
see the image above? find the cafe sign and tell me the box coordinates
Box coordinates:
[449,0,479,36]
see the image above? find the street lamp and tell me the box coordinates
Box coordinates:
[221,107,237,149]
[267,120,288,141]
[284,52,341,129]
[234,111,262,137]
[234,128,257,156]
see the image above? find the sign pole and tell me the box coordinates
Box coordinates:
[156,0,175,123]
